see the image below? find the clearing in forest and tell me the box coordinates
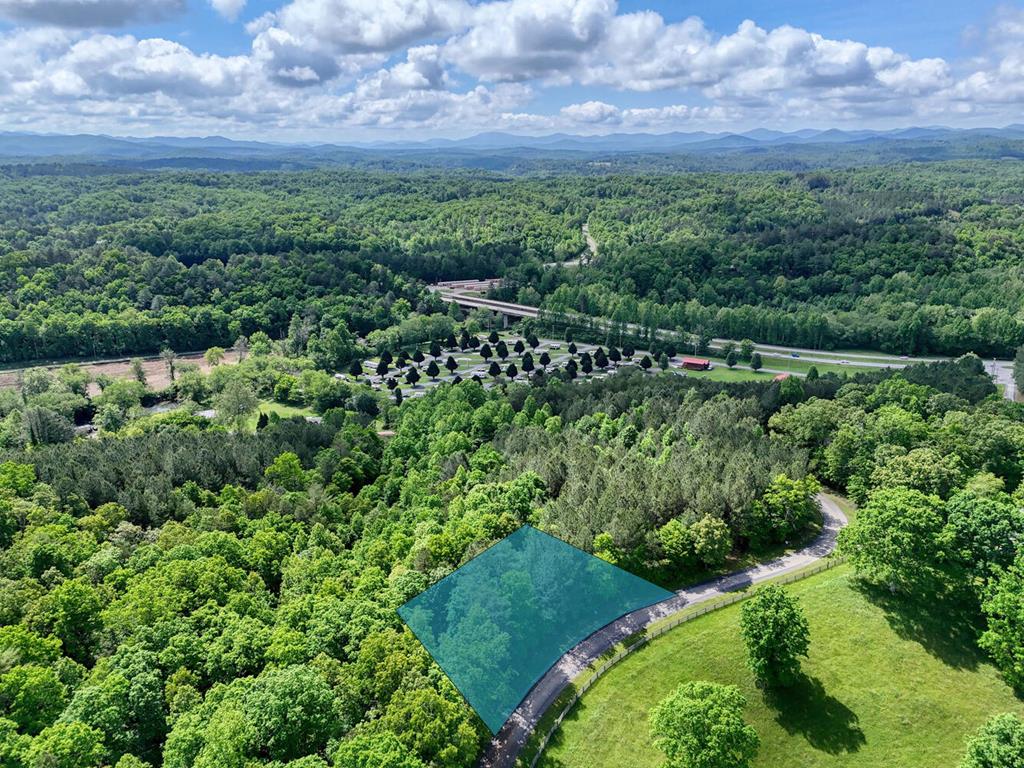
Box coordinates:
[398,525,673,733]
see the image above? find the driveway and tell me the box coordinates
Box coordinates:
[478,493,849,768]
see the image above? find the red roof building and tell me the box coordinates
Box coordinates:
[682,357,711,370]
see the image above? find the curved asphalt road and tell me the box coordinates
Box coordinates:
[478,493,849,768]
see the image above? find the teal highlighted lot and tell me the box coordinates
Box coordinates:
[398,525,674,733]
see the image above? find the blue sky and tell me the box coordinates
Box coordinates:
[0,0,1020,139]
[640,1,984,59]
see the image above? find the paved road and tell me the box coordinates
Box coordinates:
[544,223,596,269]
[433,289,1017,401]
[479,494,849,768]
[990,358,1018,402]
[582,222,598,260]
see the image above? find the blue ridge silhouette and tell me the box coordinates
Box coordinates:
[398,525,674,733]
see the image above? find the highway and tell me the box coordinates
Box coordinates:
[431,285,1017,400]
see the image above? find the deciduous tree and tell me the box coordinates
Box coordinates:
[960,713,1024,768]
[649,681,759,768]
[740,585,810,688]
[838,487,946,592]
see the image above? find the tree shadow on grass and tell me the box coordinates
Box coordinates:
[852,580,984,670]
[764,674,866,755]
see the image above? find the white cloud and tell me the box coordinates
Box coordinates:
[559,100,737,129]
[560,100,619,124]
[209,0,245,21]
[45,35,251,98]
[0,0,182,26]
[445,0,615,82]
[0,2,1023,138]
[874,58,950,95]
[332,81,533,128]
[251,25,378,86]
[582,16,954,105]
[950,6,1024,105]
[272,0,467,53]
[250,0,467,87]
[356,45,449,99]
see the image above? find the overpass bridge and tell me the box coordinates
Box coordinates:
[432,284,540,327]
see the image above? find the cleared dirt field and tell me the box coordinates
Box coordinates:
[0,350,240,394]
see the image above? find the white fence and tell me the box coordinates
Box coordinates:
[526,555,846,768]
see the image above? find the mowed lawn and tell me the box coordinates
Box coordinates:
[243,400,316,430]
[538,565,1023,768]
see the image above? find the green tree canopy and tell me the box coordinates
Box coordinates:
[739,585,810,688]
[649,681,759,768]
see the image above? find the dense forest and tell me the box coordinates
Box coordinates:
[510,164,1024,356]
[0,324,1022,767]
[2,162,1024,365]
[1,160,1023,767]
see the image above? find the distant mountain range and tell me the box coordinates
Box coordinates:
[350,125,1024,152]
[2,125,1023,172]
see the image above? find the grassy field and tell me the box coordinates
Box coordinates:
[538,565,1023,768]
[678,365,767,383]
[244,400,315,430]
[364,334,878,393]
[701,351,879,378]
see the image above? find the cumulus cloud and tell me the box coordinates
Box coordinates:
[249,0,467,87]
[560,100,619,124]
[559,100,738,129]
[209,0,245,21]
[39,35,251,98]
[446,0,615,82]
[356,45,449,99]
[581,16,955,106]
[0,0,183,27]
[0,1,1023,138]
[950,5,1024,105]
[332,81,532,128]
